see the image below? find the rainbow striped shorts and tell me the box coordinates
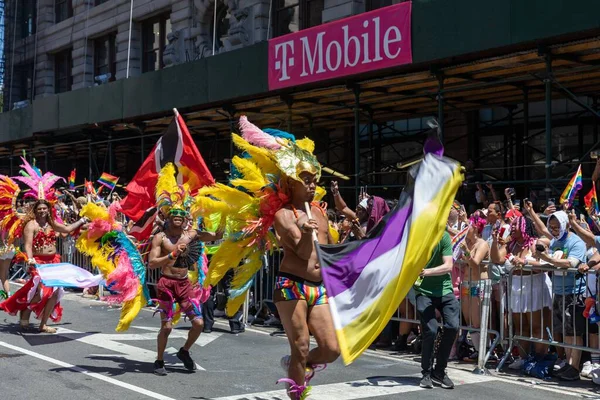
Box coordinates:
[274,272,328,307]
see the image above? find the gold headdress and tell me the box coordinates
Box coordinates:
[155,163,193,217]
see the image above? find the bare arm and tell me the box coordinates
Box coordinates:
[464,240,489,270]
[490,235,507,264]
[23,222,35,260]
[331,181,357,221]
[422,255,453,277]
[273,209,316,261]
[569,212,596,248]
[195,229,224,243]
[51,218,86,235]
[524,201,552,239]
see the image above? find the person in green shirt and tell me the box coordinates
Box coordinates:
[414,231,459,390]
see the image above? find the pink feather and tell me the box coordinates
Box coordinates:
[238,116,282,150]
[87,220,113,240]
[103,255,139,304]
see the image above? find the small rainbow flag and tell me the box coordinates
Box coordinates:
[97,172,119,191]
[451,225,469,261]
[585,182,599,216]
[559,164,583,207]
[68,169,76,190]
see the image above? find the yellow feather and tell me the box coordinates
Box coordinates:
[296,138,315,153]
[198,183,257,211]
[232,157,267,186]
[226,290,247,317]
[230,249,262,289]
[80,202,109,222]
[205,237,253,287]
[115,286,145,332]
[314,186,326,202]
[229,178,265,194]
[191,195,231,217]
[155,163,179,211]
[171,305,182,326]
[232,134,279,175]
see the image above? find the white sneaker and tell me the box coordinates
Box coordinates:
[581,361,593,378]
[508,357,525,370]
[554,359,567,372]
[280,355,291,373]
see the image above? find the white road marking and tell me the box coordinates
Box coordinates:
[0,341,176,400]
[55,326,221,371]
[213,369,497,400]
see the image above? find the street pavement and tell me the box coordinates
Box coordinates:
[0,290,594,400]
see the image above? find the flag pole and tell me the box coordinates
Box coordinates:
[304,202,327,267]
[107,178,119,198]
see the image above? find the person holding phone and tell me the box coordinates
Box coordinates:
[491,216,552,368]
[525,202,587,380]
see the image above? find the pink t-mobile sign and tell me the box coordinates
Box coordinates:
[268,2,412,90]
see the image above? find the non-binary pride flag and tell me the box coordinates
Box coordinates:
[559,164,583,207]
[585,182,599,215]
[68,169,76,190]
[318,152,463,365]
[98,172,119,191]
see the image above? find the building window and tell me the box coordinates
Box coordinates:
[55,0,73,24]
[94,34,117,82]
[272,0,323,38]
[18,0,37,39]
[54,49,72,93]
[142,14,172,73]
[95,0,109,5]
[12,63,34,106]
[366,0,394,11]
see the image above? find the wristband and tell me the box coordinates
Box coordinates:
[168,250,177,260]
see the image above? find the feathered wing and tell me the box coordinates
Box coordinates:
[0,175,24,243]
[13,157,65,200]
[77,202,148,331]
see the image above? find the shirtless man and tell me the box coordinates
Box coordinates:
[0,199,87,333]
[148,207,222,376]
[273,171,340,399]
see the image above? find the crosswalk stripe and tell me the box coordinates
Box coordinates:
[213,369,497,400]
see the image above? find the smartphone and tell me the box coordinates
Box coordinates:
[548,198,556,206]
[592,151,599,160]
[514,199,521,206]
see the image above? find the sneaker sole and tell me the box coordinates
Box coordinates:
[419,383,433,389]
[153,370,168,376]
[177,354,197,371]
[431,378,454,389]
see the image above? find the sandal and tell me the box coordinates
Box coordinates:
[38,326,57,334]
[277,378,311,400]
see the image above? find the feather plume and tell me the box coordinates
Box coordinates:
[314,186,326,202]
[296,138,315,153]
[205,237,253,287]
[232,157,267,186]
[230,249,262,291]
[232,134,279,175]
[116,286,146,332]
[239,115,282,150]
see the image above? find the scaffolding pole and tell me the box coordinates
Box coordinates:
[544,54,553,200]
[353,86,361,201]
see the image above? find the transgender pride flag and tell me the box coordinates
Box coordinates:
[318,152,463,365]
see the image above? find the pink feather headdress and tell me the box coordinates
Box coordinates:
[13,157,65,203]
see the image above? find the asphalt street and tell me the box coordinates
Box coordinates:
[0,290,595,400]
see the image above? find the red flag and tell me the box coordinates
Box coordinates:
[121,109,214,237]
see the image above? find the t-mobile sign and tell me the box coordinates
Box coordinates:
[268,2,412,90]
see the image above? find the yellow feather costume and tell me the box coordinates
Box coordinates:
[196,116,326,316]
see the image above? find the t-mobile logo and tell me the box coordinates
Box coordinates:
[274,41,295,81]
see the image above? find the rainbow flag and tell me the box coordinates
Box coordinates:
[318,150,463,365]
[68,169,76,190]
[559,165,583,207]
[451,225,469,261]
[97,172,119,191]
[585,182,599,216]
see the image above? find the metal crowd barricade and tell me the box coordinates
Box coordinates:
[497,264,600,372]
[391,272,500,374]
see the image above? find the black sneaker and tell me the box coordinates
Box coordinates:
[176,347,197,371]
[420,373,433,389]
[431,370,454,389]
[555,364,580,381]
[153,360,167,376]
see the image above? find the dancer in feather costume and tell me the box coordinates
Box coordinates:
[76,201,150,332]
[147,163,223,376]
[0,158,89,333]
[194,116,338,399]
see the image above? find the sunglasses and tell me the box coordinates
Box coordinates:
[169,209,187,217]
